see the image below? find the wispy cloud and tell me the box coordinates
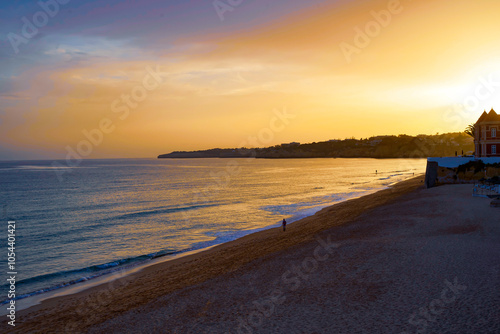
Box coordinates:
[1,0,500,159]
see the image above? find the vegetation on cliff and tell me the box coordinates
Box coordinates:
[158,132,474,159]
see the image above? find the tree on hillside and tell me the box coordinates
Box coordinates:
[464,123,476,139]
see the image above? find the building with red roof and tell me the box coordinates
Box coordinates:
[474,108,500,157]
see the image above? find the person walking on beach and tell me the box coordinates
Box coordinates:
[282,218,287,232]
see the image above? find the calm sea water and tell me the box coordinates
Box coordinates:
[0,158,425,303]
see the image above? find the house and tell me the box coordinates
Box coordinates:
[474,108,500,157]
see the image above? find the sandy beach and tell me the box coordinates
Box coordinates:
[4,176,499,333]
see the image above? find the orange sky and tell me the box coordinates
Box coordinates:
[1,0,500,159]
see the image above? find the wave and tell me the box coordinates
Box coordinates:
[0,222,273,305]
[261,191,363,216]
[0,248,180,305]
[115,204,218,220]
[378,172,407,180]
[0,207,294,305]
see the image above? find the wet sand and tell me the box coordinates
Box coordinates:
[5,176,500,333]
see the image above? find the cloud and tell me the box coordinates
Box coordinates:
[2,0,500,159]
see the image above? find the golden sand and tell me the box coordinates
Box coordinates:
[7,176,430,333]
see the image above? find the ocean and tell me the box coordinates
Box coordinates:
[0,158,426,305]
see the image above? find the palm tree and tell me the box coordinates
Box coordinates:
[464,123,476,139]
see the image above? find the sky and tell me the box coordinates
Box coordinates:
[1,0,499,160]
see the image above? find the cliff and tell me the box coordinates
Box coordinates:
[158,132,474,159]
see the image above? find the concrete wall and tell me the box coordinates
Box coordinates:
[425,157,500,188]
[424,161,438,188]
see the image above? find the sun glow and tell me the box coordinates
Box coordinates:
[1,0,500,159]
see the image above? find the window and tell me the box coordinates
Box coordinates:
[493,145,497,155]
[492,128,497,138]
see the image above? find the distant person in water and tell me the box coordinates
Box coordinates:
[282,218,287,232]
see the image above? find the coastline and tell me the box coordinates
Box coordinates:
[1,245,219,316]
[4,175,429,333]
[89,177,498,333]
[3,170,408,315]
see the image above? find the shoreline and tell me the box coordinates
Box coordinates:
[5,175,429,333]
[4,173,414,314]
[89,179,497,334]
[1,245,219,315]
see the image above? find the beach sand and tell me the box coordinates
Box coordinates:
[5,176,500,333]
